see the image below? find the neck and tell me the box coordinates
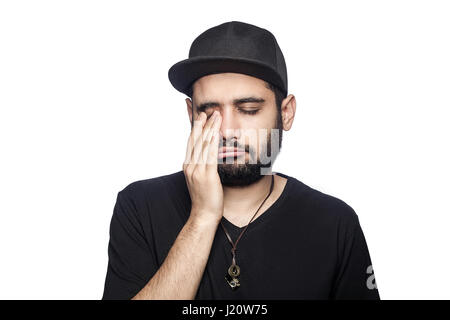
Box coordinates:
[222,169,274,214]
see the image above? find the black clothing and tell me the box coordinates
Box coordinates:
[102,171,380,300]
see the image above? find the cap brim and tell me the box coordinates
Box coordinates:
[168,56,287,97]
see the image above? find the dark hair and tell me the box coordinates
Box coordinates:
[264,81,285,116]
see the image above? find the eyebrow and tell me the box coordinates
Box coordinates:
[196,97,265,111]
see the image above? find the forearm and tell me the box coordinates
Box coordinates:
[132,213,220,300]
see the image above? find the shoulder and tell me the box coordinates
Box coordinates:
[118,170,186,200]
[113,170,188,221]
[281,172,360,228]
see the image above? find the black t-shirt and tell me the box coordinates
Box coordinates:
[102,171,380,300]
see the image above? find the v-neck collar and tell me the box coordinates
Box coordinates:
[220,172,292,234]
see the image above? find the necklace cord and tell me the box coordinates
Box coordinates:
[220,174,275,266]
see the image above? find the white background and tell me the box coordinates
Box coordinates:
[0,0,449,299]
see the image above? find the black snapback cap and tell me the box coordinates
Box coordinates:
[168,21,288,98]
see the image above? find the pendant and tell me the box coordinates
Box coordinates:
[225,264,240,290]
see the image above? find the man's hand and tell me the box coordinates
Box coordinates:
[183,110,223,224]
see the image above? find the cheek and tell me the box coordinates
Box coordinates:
[240,128,270,156]
[255,109,278,129]
[240,112,274,134]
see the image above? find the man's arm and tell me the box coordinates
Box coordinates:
[331,209,380,300]
[133,110,224,300]
[132,213,219,300]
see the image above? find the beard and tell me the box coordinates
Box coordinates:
[218,114,283,187]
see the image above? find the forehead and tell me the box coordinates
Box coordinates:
[192,72,270,102]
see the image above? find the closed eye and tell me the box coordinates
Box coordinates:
[238,109,259,115]
[197,106,260,116]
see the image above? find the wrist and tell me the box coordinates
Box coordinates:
[187,212,221,230]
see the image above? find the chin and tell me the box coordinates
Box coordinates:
[217,163,270,187]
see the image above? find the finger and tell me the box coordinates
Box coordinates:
[183,133,193,169]
[200,111,220,163]
[202,112,220,163]
[203,111,219,134]
[193,112,218,165]
[186,112,206,166]
[206,113,222,167]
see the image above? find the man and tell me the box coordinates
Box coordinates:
[102,21,380,300]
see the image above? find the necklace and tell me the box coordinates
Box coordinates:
[220,174,275,290]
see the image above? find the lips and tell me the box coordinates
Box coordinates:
[218,147,246,159]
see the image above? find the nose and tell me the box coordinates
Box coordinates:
[218,106,241,143]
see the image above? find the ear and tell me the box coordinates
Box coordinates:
[281,94,296,131]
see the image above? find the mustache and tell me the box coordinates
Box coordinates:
[219,140,250,153]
